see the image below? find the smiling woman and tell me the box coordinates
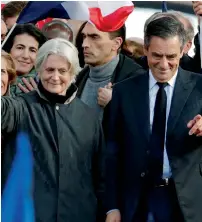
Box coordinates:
[2,23,47,97]
[35,38,81,96]
[1,38,106,222]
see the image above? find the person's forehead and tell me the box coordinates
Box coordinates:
[149,36,181,46]
[148,36,181,54]
[44,54,69,66]
[82,23,108,36]
[13,34,39,47]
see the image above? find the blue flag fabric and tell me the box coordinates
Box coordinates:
[162,1,168,12]
[1,133,35,222]
[17,1,66,24]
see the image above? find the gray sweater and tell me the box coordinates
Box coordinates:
[80,55,120,120]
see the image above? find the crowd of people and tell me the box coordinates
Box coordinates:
[1,1,202,222]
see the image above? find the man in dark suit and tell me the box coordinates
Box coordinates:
[105,17,202,222]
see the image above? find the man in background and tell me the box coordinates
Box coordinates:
[1,1,27,30]
[76,22,143,121]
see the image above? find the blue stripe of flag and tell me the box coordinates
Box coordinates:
[17,1,69,24]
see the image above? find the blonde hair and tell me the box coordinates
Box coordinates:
[1,50,16,84]
[35,38,81,76]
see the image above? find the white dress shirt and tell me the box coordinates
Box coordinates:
[149,70,178,179]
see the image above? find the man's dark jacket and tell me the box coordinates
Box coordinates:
[1,85,106,222]
[105,68,202,222]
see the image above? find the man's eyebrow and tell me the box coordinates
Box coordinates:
[166,54,177,57]
[16,44,25,47]
[152,52,163,56]
[29,46,38,50]
[81,32,100,37]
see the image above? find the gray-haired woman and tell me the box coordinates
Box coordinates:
[1,38,105,222]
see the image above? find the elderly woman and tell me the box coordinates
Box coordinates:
[3,23,47,97]
[1,50,16,96]
[1,38,105,222]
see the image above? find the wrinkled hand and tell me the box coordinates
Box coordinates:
[97,82,113,108]
[187,114,202,137]
[193,1,202,16]
[106,210,121,222]
[18,77,38,93]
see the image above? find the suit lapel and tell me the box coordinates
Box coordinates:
[167,68,196,135]
[130,73,150,143]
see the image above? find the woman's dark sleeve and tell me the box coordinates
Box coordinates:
[1,96,24,134]
[92,120,106,222]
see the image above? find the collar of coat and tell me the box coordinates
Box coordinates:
[36,82,78,105]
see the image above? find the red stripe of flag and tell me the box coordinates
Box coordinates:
[89,5,134,32]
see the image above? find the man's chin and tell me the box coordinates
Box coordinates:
[85,60,96,66]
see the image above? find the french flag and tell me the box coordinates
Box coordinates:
[17,1,134,32]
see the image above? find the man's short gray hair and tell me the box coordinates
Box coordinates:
[35,38,81,76]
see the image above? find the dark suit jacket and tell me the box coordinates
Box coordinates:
[105,68,202,222]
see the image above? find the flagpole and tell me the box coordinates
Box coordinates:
[162,1,167,12]
[1,23,17,49]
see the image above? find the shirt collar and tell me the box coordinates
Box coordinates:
[149,69,178,90]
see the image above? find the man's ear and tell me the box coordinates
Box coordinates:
[112,37,123,51]
[183,40,192,54]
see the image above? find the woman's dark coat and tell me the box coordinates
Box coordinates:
[1,85,106,222]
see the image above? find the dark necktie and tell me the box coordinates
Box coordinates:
[149,82,168,183]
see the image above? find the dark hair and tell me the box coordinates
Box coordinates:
[2,1,27,19]
[108,25,126,49]
[3,23,47,53]
[75,21,88,68]
[42,20,73,42]
[144,17,186,52]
